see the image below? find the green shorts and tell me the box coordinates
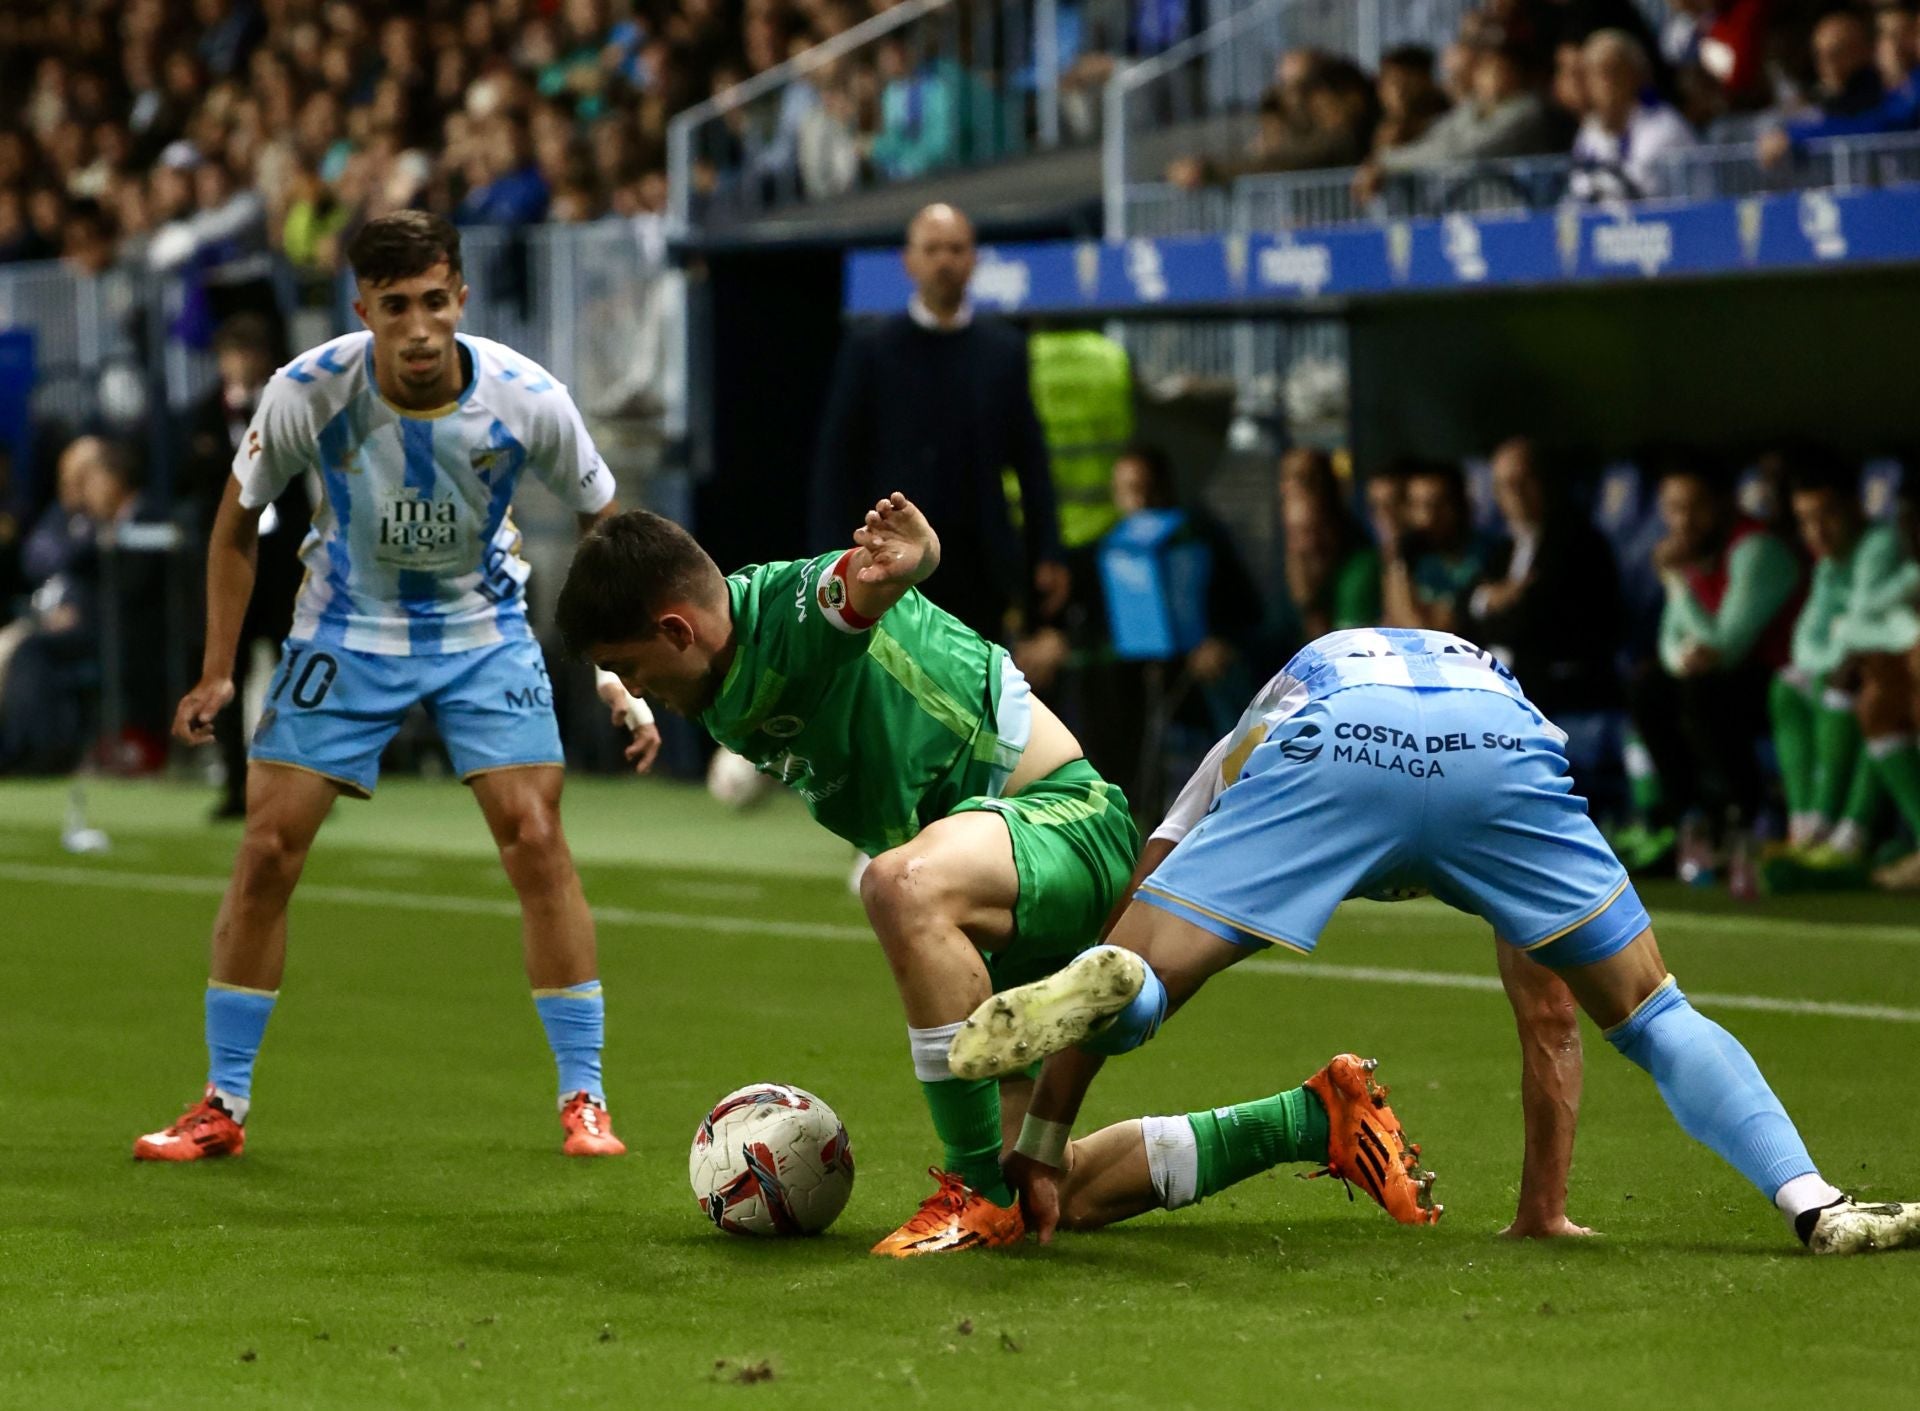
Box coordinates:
[952,758,1140,992]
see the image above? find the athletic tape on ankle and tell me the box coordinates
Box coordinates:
[1015,1114,1072,1169]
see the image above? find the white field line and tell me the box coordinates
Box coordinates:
[5,861,1919,1025]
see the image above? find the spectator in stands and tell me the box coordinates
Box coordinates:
[0,436,163,774]
[1767,455,1919,879]
[1859,477,1920,889]
[1270,449,1381,653]
[1169,54,1378,187]
[1632,457,1801,889]
[1568,29,1696,201]
[455,113,551,226]
[1758,7,1919,167]
[1372,45,1455,162]
[177,313,310,819]
[1877,1,1920,91]
[1662,0,1772,119]
[1365,460,1412,560]
[811,203,1066,643]
[1381,460,1486,633]
[1467,437,1620,721]
[1356,26,1563,204]
[867,35,962,182]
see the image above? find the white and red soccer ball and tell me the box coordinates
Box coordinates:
[688,1083,855,1236]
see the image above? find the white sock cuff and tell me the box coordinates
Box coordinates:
[907,1022,965,1082]
[1774,1171,1845,1221]
[211,1088,250,1124]
[1867,734,1915,760]
[1141,1115,1201,1211]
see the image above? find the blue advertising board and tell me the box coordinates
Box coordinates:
[843,187,1920,317]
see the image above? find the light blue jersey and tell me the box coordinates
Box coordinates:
[234,330,615,655]
[1145,628,1646,967]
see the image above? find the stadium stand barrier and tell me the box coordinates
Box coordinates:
[1117,130,1920,240]
[667,0,1067,233]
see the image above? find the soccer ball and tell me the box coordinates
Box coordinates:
[689,1083,855,1236]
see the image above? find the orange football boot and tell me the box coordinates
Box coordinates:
[870,1169,1026,1256]
[133,1086,245,1162]
[1303,1054,1441,1225]
[560,1091,627,1156]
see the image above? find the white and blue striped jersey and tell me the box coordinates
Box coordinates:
[232,330,615,655]
[1153,628,1539,844]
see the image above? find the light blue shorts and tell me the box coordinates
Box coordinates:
[1138,683,1649,968]
[249,637,563,797]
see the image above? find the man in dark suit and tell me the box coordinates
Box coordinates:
[810,203,1067,642]
[1467,436,1622,721]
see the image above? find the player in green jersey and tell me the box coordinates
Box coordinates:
[558,494,1438,1254]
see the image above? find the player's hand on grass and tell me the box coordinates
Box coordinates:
[173,675,235,746]
[1003,1150,1063,1244]
[853,493,939,586]
[1499,1213,1596,1239]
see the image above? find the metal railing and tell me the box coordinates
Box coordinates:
[1117,130,1920,239]
[1106,0,1683,238]
[667,0,1065,234]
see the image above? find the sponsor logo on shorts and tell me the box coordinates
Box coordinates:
[1278,723,1323,763]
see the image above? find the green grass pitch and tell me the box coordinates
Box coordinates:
[3,776,1918,1409]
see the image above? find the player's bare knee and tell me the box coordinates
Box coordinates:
[495,804,570,891]
[234,821,309,898]
[859,848,950,933]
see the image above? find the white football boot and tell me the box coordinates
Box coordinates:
[1806,1199,1920,1255]
[947,945,1146,1080]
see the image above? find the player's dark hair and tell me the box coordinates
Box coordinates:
[556,510,725,658]
[346,210,463,286]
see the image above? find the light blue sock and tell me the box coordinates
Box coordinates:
[1604,977,1817,1201]
[205,982,277,1114]
[1079,951,1168,1057]
[533,981,606,1104]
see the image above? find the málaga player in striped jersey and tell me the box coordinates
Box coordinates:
[957,628,1920,1255]
[135,212,660,1162]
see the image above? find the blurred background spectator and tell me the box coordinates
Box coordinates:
[1629,456,1802,892]
[174,313,310,820]
[1567,29,1695,200]
[0,435,167,774]
[1381,459,1488,633]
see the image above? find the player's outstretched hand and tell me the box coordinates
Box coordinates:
[173,675,235,746]
[852,493,939,586]
[1003,1150,1063,1245]
[597,673,661,774]
[1499,1214,1596,1239]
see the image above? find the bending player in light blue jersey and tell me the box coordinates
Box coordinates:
[135,212,660,1162]
[955,627,1920,1255]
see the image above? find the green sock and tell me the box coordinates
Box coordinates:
[1868,738,1920,839]
[1768,675,1817,818]
[1812,702,1862,823]
[1842,757,1885,829]
[1186,1087,1330,1200]
[920,1077,1011,1204]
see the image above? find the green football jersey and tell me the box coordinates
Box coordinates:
[700,553,1030,857]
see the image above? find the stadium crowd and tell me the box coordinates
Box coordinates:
[1168,0,1920,203]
